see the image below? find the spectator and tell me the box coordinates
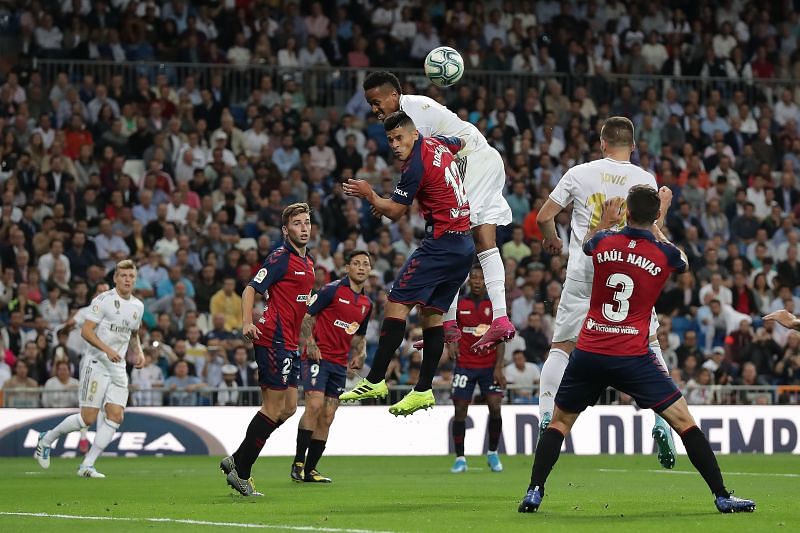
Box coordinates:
[3,360,39,407]
[42,360,79,408]
[209,277,243,332]
[504,350,540,403]
[165,359,205,406]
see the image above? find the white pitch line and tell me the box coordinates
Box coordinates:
[598,468,799,478]
[0,512,398,533]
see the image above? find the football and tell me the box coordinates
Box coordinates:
[424,46,465,87]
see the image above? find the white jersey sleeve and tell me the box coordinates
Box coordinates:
[399,94,488,156]
[555,158,658,282]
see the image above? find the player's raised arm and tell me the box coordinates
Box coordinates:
[764,309,800,330]
[582,197,625,250]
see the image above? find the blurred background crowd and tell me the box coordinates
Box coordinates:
[0,0,799,407]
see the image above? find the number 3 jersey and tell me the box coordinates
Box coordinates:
[85,289,144,384]
[390,134,470,238]
[550,158,656,283]
[578,227,687,356]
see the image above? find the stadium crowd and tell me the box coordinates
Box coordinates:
[0,0,800,408]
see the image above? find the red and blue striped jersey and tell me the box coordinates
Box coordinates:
[456,294,497,369]
[305,276,373,366]
[578,227,687,356]
[249,244,315,351]
[390,134,471,238]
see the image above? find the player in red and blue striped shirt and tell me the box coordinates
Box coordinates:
[291,250,373,483]
[221,203,315,497]
[340,111,475,417]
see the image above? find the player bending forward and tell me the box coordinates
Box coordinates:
[450,266,506,474]
[291,250,373,483]
[221,203,315,497]
[518,187,755,514]
[363,72,514,353]
[339,111,475,416]
[36,262,144,478]
[536,116,677,468]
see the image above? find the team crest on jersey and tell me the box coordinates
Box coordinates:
[114,300,120,314]
[133,312,138,320]
[361,305,367,315]
[628,240,637,249]
[484,307,491,316]
[334,320,361,335]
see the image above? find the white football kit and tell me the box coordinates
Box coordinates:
[399,94,512,227]
[79,289,144,408]
[549,157,660,344]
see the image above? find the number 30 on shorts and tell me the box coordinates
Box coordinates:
[452,374,468,388]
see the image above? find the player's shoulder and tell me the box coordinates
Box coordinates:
[400,94,438,111]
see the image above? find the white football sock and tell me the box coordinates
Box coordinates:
[445,289,459,323]
[477,248,507,320]
[82,410,119,468]
[80,426,88,439]
[43,413,86,446]
[538,348,570,419]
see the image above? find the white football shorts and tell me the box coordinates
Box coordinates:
[79,358,129,408]
[461,146,512,228]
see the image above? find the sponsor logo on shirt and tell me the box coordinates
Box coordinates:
[450,208,469,218]
[296,294,310,303]
[463,324,490,336]
[585,318,639,335]
[338,298,350,304]
[334,320,361,335]
[393,188,408,198]
[294,271,306,275]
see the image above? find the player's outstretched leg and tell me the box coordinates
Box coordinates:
[340,317,406,402]
[36,412,89,469]
[472,244,515,353]
[649,341,676,469]
[537,347,570,440]
[659,398,755,513]
[519,426,565,512]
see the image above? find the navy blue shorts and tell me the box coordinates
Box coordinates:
[451,366,503,402]
[302,358,346,399]
[389,233,475,312]
[555,348,682,414]
[255,345,301,390]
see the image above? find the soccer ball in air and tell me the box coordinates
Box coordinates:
[424,46,465,87]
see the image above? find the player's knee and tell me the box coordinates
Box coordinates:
[106,411,124,425]
[488,404,502,418]
[453,404,469,420]
[81,409,98,426]
[281,404,298,420]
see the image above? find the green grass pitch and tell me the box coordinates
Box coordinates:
[0,455,794,532]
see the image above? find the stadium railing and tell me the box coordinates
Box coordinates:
[33,59,790,112]
[0,383,793,408]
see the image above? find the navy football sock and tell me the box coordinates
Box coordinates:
[452,419,466,457]
[366,318,406,383]
[294,428,312,464]
[415,325,444,391]
[680,425,728,498]
[529,427,565,494]
[232,411,279,479]
[488,416,503,452]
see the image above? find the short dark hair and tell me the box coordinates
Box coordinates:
[347,249,372,265]
[281,202,311,226]
[626,185,660,225]
[363,71,402,93]
[601,116,635,147]
[383,110,415,132]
